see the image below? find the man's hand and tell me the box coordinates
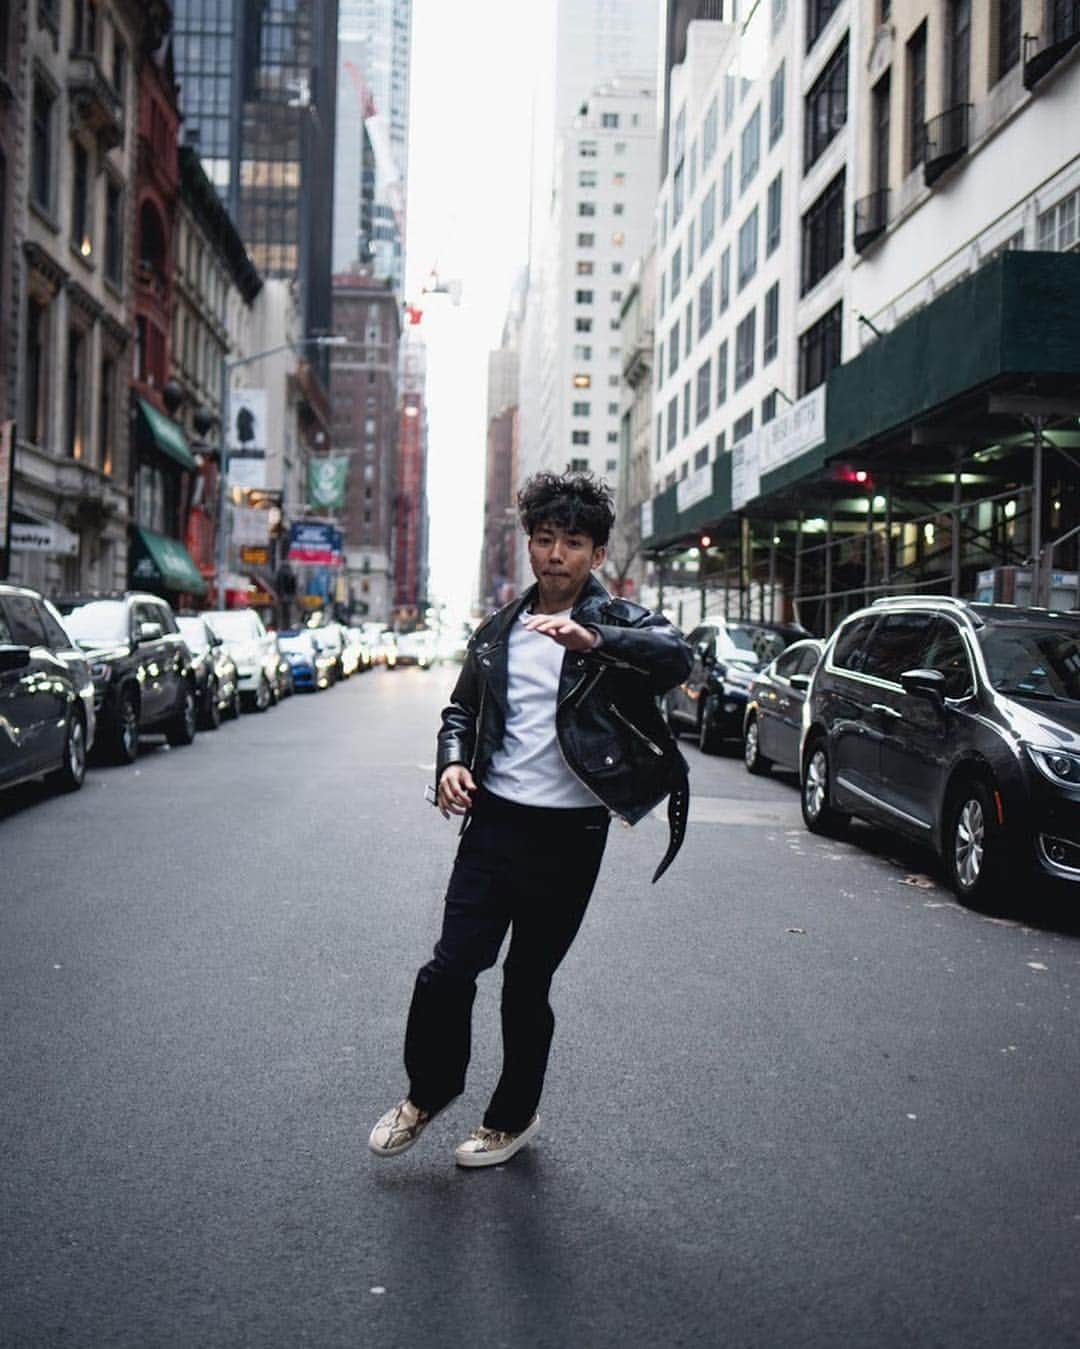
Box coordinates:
[437,763,477,818]
[521,614,599,652]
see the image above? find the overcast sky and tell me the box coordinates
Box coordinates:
[403,0,549,619]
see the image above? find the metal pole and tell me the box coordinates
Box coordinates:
[740,515,750,620]
[793,513,803,623]
[1031,416,1045,606]
[884,487,892,585]
[864,491,873,604]
[951,449,963,597]
[699,546,706,622]
[824,503,834,634]
[722,547,730,619]
[657,557,665,613]
[768,526,776,622]
[215,352,230,606]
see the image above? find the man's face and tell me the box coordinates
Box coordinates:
[527,522,606,608]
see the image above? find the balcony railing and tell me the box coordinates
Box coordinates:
[1023,3,1080,90]
[853,189,890,253]
[923,103,971,187]
[68,53,124,151]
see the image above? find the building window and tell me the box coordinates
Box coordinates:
[656,413,663,460]
[721,153,733,221]
[667,395,678,450]
[694,444,709,470]
[577,232,595,246]
[31,79,55,211]
[612,231,626,247]
[806,0,841,52]
[575,317,593,332]
[907,22,927,171]
[700,184,716,251]
[740,105,761,192]
[946,0,971,108]
[105,179,123,284]
[719,246,731,313]
[673,161,685,225]
[608,402,619,415]
[573,374,591,388]
[575,289,593,304]
[734,308,756,389]
[703,96,719,166]
[724,71,736,129]
[798,301,842,395]
[573,345,592,360]
[766,173,782,255]
[601,112,619,128]
[762,392,778,424]
[606,432,618,445]
[572,430,590,445]
[99,356,115,474]
[687,222,695,272]
[66,328,85,458]
[801,169,845,294]
[578,170,597,188]
[669,320,680,376]
[872,70,891,194]
[656,339,664,379]
[578,202,596,218]
[684,303,693,358]
[695,358,712,424]
[671,246,682,300]
[580,141,597,157]
[763,283,780,364]
[689,139,698,194]
[716,340,728,406]
[24,299,47,445]
[1036,189,1079,252]
[769,61,785,147]
[683,380,691,435]
[995,0,1021,81]
[698,273,714,339]
[733,410,754,443]
[804,36,848,171]
[577,260,594,275]
[613,202,625,216]
[572,402,591,416]
[737,207,759,290]
[112,37,127,100]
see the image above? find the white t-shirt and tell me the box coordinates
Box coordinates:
[484,609,600,809]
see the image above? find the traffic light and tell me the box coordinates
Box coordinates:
[699,533,712,548]
[832,464,873,489]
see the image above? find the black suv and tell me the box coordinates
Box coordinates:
[800,595,1080,901]
[665,620,811,753]
[56,592,197,764]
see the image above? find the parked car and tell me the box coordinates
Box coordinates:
[268,633,295,698]
[0,583,95,793]
[277,629,335,691]
[308,623,346,682]
[345,626,373,673]
[395,630,435,669]
[176,614,240,727]
[800,595,1080,902]
[664,620,811,753]
[57,592,196,763]
[743,639,824,775]
[204,608,280,711]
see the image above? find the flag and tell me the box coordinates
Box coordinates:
[308,456,348,510]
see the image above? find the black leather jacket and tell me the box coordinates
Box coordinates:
[436,575,692,882]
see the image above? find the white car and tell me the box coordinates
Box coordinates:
[205,608,280,712]
[395,630,435,669]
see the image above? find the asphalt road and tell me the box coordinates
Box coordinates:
[2,666,1079,1348]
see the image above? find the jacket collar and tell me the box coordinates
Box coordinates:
[482,573,611,646]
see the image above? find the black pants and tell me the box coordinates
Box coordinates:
[404,787,610,1132]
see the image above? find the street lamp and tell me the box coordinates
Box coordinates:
[215,335,347,607]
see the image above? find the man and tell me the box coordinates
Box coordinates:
[370,472,691,1168]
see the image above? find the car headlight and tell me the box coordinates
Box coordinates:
[1027,745,1080,787]
[90,662,110,680]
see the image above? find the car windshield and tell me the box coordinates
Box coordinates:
[279,635,311,653]
[177,618,208,651]
[208,611,260,640]
[979,624,1080,702]
[719,624,789,665]
[60,600,128,643]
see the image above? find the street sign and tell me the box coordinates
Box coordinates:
[11,519,80,556]
[239,545,270,565]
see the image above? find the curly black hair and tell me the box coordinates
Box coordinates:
[517,471,615,547]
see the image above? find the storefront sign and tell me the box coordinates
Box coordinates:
[239,545,270,565]
[640,499,654,540]
[286,521,343,566]
[731,433,761,511]
[757,386,826,477]
[676,464,712,513]
[232,506,271,546]
[11,520,80,556]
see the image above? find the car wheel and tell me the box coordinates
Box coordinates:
[108,690,139,765]
[166,684,198,746]
[200,679,221,731]
[944,779,1006,904]
[663,692,681,739]
[251,674,271,712]
[225,687,240,720]
[697,702,724,755]
[50,712,87,792]
[801,739,849,836]
[744,715,771,775]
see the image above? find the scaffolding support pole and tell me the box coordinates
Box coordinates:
[1031,416,1045,606]
[824,504,834,635]
[884,488,892,585]
[768,526,776,622]
[793,514,803,624]
[951,449,964,597]
[864,491,873,604]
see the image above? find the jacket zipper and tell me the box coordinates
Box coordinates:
[609,703,664,757]
[469,683,486,771]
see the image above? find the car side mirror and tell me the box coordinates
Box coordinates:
[0,645,32,673]
[900,668,945,702]
[138,621,164,643]
[789,672,811,692]
[211,634,223,647]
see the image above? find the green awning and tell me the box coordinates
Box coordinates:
[130,526,207,595]
[136,398,197,471]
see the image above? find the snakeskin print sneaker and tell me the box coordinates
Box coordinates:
[368,1099,431,1158]
[454,1115,540,1168]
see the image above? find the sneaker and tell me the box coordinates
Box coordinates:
[454,1115,540,1169]
[368,1099,431,1158]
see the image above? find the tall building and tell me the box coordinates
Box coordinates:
[171,0,339,355]
[480,270,527,609]
[333,0,411,288]
[394,327,428,620]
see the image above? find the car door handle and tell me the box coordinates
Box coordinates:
[871,702,902,719]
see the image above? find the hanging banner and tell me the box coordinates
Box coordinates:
[287,521,344,566]
[228,388,268,488]
[731,433,761,511]
[308,456,349,510]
